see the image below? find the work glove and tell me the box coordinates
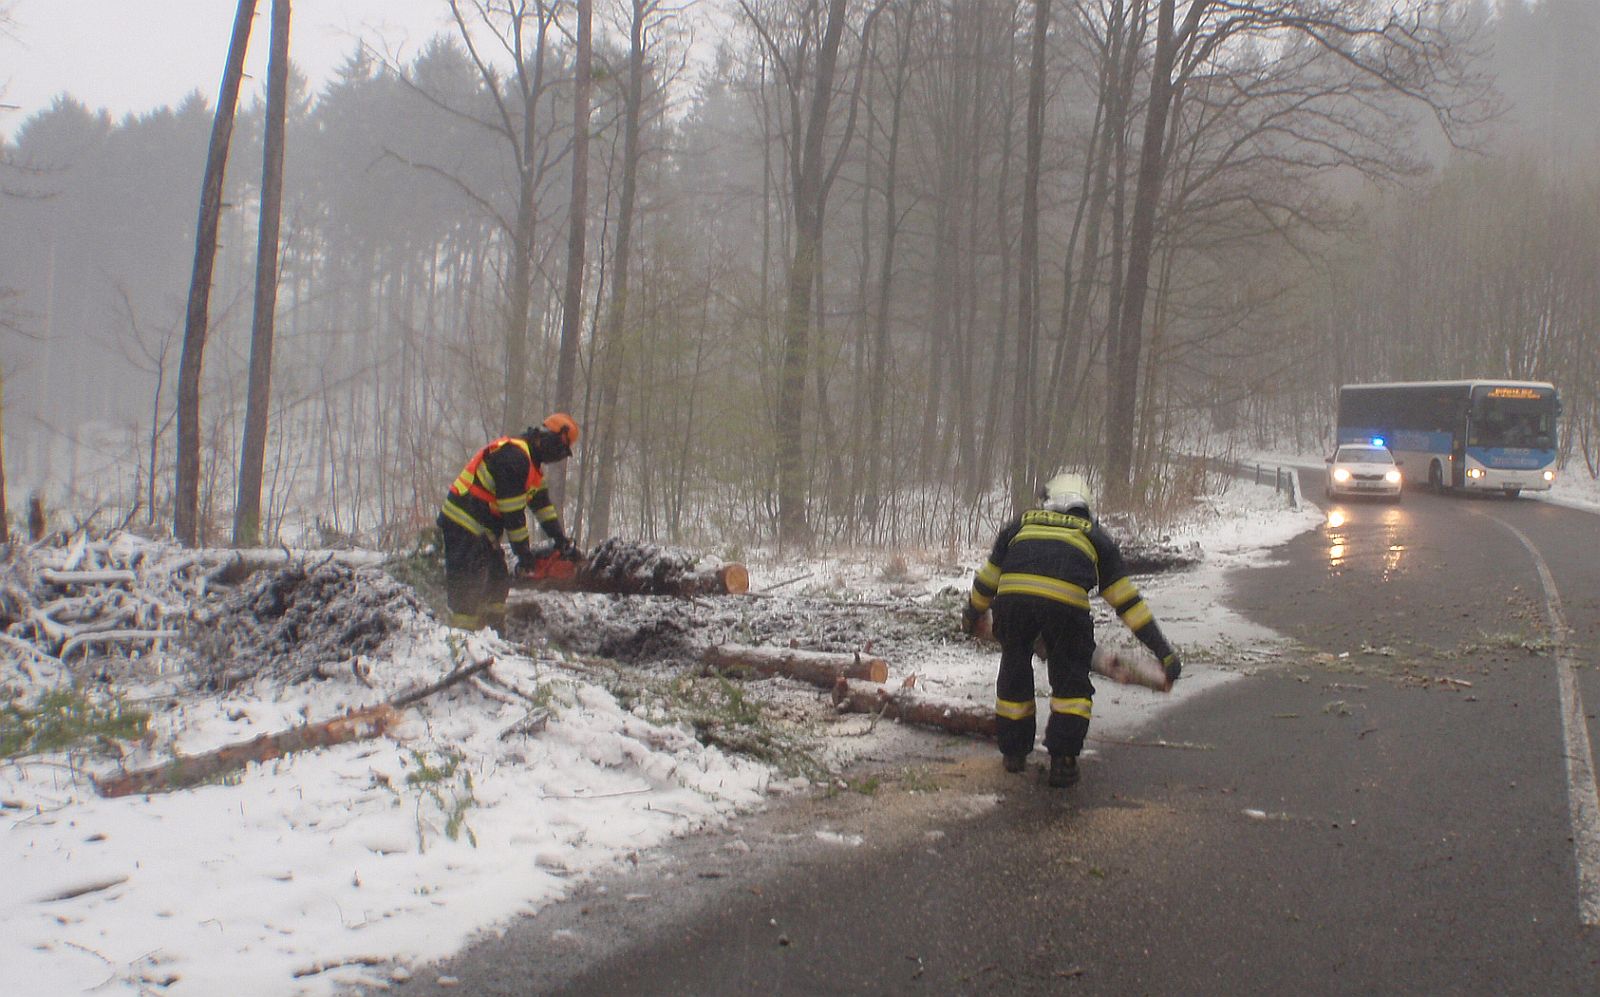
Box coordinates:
[960,605,981,636]
[513,544,539,576]
[556,537,583,561]
[1162,652,1183,688]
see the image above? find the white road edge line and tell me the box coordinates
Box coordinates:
[1490,515,1600,926]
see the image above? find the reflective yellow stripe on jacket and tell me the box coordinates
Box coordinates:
[1012,522,1099,564]
[440,499,489,536]
[1102,576,1154,631]
[970,560,1003,613]
[994,573,1090,609]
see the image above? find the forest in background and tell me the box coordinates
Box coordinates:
[1,0,1596,551]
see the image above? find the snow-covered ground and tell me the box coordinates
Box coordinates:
[0,474,1455,996]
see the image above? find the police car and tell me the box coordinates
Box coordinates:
[1325,441,1403,502]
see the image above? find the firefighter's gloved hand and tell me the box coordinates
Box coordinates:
[514,546,539,576]
[557,537,583,561]
[960,605,981,635]
[1162,652,1183,687]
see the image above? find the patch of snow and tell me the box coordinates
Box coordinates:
[0,474,1318,995]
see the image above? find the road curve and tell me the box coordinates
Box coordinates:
[380,476,1600,996]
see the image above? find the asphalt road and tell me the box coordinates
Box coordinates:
[383,473,1600,995]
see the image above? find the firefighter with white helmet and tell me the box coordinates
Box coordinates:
[962,473,1183,787]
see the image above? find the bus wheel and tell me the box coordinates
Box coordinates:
[1429,462,1445,493]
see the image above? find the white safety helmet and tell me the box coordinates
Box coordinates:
[1039,473,1092,517]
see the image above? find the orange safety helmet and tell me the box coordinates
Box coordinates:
[543,412,580,449]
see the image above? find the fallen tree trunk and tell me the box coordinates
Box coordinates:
[829,647,1169,739]
[513,537,748,597]
[93,703,400,798]
[515,561,748,597]
[830,678,997,737]
[703,643,888,688]
[93,655,494,798]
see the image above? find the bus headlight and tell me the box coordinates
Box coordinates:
[1385,470,1402,484]
[1332,468,1351,483]
[1543,470,1556,482]
[1467,468,1485,480]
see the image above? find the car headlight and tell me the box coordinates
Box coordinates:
[1332,468,1351,483]
[1384,470,1402,484]
[1543,470,1556,482]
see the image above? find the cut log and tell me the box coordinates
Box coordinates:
[830,678,996,738]
[93,655,494,798]
[1090,644,1171,692]
[703,643,888,688]
[973,612,1171,691]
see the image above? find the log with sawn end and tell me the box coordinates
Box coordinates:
[830,678,996,738]
[92,655,494,798]
[703,643,888,688]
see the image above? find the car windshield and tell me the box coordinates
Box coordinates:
[1336,447,1392,463]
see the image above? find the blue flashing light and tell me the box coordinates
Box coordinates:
[1370,436,1386,447]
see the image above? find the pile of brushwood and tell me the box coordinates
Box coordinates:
[0,532,411,694]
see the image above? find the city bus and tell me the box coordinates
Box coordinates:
[1335,380,1560,497]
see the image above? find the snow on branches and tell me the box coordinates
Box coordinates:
[0,533,405,694]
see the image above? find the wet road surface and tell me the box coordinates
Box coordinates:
[381,476,1600,995]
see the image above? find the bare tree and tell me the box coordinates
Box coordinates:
[235,0,293,546]
[0,359,9,543]
[436,0,559,428]
[587,0,681,540]
[741,0,884,548]
[174,0,257,546]
[1010,0,1050,515]
[1103,0,1490,498]
[859,0,917,537]
[554,0,592,422]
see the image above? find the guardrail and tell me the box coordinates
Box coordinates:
[1198,456,1302,510]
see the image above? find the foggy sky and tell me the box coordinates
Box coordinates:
[0,0,451,136]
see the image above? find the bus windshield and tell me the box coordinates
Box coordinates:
[1470,396,1555,448]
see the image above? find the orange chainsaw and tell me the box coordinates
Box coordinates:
[519,541,585,583]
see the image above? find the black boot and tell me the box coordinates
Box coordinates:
[1048,754,1079,787]
[1003,753,1029,774]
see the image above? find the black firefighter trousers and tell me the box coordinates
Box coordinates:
[438,517,511,630]
[992,593,1097,759]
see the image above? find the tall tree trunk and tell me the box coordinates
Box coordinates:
[234,0,292,547]
[175,0,257,547]
[590,0,648,542]
[775,0,852,550]
[1011,0,1049,515]
[555,0,592,468]
[502,178,537,428]
[1106,0,1205,498]
[864,4,915,537]
[0,362,9,545]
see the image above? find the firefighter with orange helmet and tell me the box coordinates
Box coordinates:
[437,414,580,630]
